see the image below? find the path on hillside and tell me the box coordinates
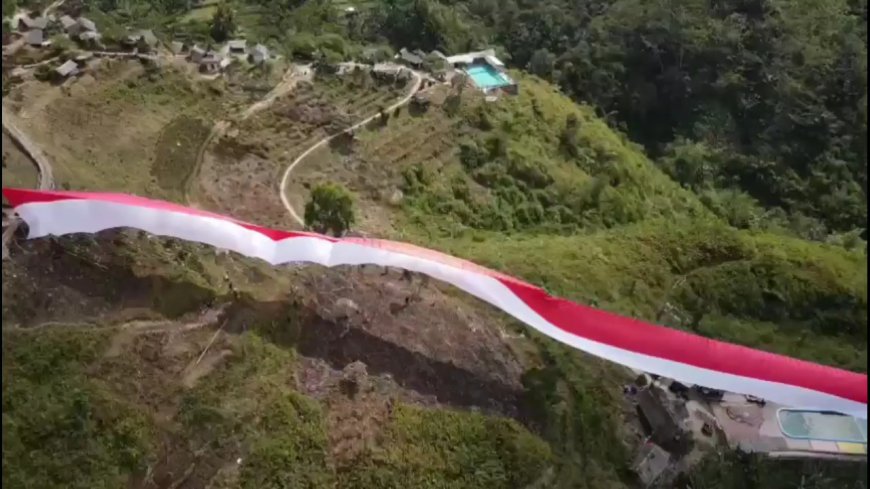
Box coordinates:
[2,104,55,259]
[279,67,423,227]
[185,64,312,205]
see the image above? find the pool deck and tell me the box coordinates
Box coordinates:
[710,393,867,459]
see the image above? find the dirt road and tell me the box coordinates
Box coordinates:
[2,104,55,259]
[278,67,423,227]
[240,64,312,121]
[185,64,311,205]
[2,105,55,190]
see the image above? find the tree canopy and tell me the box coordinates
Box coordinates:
[304,183,356,236]
[368,0,867,238]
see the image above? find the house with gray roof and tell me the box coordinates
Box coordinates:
[170,41,185,54]
[18,15,48,31]
[78,31,102,44]
[199,52,223,74]
[189,45,206,63]
[55,59,79,78]
[77,17,97,33]
[59,15,77,32]
[228,39,246,55]
[138,30,158,47]
[25,29,44,46]
[249,43,269,64]
[397,47,424,68]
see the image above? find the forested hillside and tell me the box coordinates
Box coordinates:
[365,0,867,238]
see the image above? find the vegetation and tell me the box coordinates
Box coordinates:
[339,404,553,488]
[304,182,357,236]
[682,450,868,488]
[3,0,866,486]
[383,76,866,486]
[209,1,236,43]
[2,329,154,489]
[152,115,213,202]
[401,75,709,234]
[369,0,867,239]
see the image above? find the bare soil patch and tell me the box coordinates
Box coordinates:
[284,85,457,235]
[192,76,409,229]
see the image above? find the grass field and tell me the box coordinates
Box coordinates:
[5,61,230,201]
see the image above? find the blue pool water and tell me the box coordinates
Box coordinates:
[465,63,513,89]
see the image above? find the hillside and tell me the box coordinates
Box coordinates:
[1,1,867,488]
[372,0,868,238]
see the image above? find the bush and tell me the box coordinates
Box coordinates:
[303,182,356,236]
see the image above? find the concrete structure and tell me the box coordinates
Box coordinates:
[636,386,690,454]
[78,31,101,44]
[189,45,206,63]
[18,15,48,31]
[199,53,223,74]
[59,15,77,32]
[228,39,246,54]
[632,442,671,487]
[55,59,79,78]
[397,48,424,68]
[25,29,44,46]
[444,48,499,67]
[170,41,185,54]
[249,43,269,64]
[138,29,158,49]
[710,394,868,460]
[443,48,517,94]
[77,17,97,33]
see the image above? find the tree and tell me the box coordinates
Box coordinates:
[304,183,356,236]
[377,105,389,125]
[210,1,236,43]
[528,48,554,77]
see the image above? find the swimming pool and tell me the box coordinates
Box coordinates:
[777,408,868,444]
[465,63,513,89]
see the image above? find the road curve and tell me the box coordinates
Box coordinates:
[2,105,55,190]
[279,69,423,227]
[2,104,55,258]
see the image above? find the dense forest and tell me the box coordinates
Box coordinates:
[359,0,867,240]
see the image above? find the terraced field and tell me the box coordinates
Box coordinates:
[192,74,411,228]
[280,84,460,234]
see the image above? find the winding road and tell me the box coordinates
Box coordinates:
[2,104,55,259]
[279,68,423,226]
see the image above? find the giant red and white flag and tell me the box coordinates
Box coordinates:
[3,188,867,418]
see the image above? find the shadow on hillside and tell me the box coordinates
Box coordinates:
[4,234,528,421]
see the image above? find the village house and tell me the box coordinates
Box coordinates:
[25,29,45,47]
[249,43,269,64]
[78,31,102,46]
[76,17,97,34]
[55,59,79,78]
[189,45,206,63]
[139,30,158,49]
[199,52,223,74]
[397,48,424,69]
[123,29,157,51]
[636,386,691,455]
[59,15,76,33]
[18,15,48,32]
[228,39,247,55]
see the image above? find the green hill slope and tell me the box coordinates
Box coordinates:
[401,75,711,235]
